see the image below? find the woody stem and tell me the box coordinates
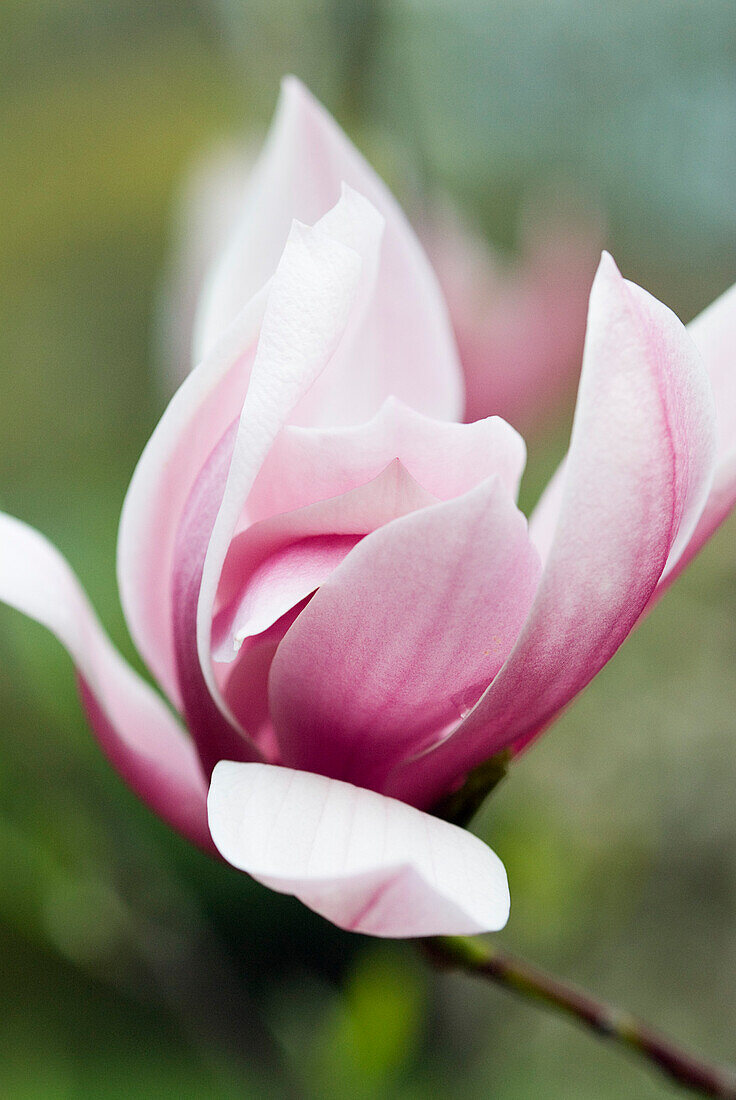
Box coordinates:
[423,936,736,1099]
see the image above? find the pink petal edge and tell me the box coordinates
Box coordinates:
[269,476,541,792]
[388,252,716,807]
[117,286,267,709]
[194,76,464,424]
[0,513,213,852]
[195,187,383,728]
[656,278,736,590]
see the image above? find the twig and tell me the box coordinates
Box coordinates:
[423,936,736,1098]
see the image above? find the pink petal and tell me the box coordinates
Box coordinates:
[196,188,383,728]
[0,513,213,852]
[194,76,463,424]
[269,477,541,791]
[213,460,436,670]
[212,534,360,663]
[213,400,525,661]
[219,612,307,760]
[388,253,716,808]
[207,762,509,938]
[422,200,600,428]
[171,421,263,776]
[117,288,266,709]
[120,184,375,719]
[247,395,526,523]
[655,280,736,590]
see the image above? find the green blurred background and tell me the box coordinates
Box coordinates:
[1,2,735,1096]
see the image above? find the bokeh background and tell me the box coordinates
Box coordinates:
[1,2,735,1096]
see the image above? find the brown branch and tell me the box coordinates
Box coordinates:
[423,936,736,1098]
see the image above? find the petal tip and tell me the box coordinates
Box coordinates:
[595,249,622,284]
[280,73,309,101]
[278,74,323,128]
[338,180,386,233]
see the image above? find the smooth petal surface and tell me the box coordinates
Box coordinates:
[223,535,360,655]
[208,762,509,938]
[0,514,212,851]
[388,253,716,808]
[117,287,267,708]
[171,422,263,775]
[657,279,736,589]
[194,76,463,424]
[213,460,437,665]
[269,477,541,790]
[247,395,526,523]
[196,188,382,728]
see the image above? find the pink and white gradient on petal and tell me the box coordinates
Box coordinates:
[159,96,601,434]
[0,514,213,853]
[1,78,733,940]
[386,253,717,807]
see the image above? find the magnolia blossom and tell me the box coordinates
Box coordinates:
[1,78,734,939]
[159,136,600,431]
[420,202,602,429]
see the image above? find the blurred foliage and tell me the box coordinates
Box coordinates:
[0,1,735,1097]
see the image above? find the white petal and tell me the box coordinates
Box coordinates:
[194,76,463,423]
[208,762,509,938]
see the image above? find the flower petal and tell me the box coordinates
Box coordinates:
[120,182,377,718]
[269,477,541,791]
[422,199,600,428]
[0,513,212,851]
[247,395,526,523]
[213,399,526,662]
[207,762,509,938]
[388,253,716,808]
[196,187,383,732]
[117,287,266,708]
[216,534,360,660]
[656,279,736,589]
[194,76,463,424]
[171,421,263,775]
[213,460,436,667]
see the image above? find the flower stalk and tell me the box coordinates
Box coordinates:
[423,936,736,1098]
[431,749,511,827]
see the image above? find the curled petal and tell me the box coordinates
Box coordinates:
[247,395,526,523]
[172,422,263,775]
[117,288,266,709]
[0,513,212,851]
[197,187,382,727]
[215,535,360,660]
[195,76,463,424]
[208,762,509,938]
[656,280,736,591]
[389,253,716,807]
[213,402,524,666]
[269,477,541,790]
[214,460,436,666]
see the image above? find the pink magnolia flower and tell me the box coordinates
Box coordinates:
[420,201,602,430]
[1,78,734,939]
